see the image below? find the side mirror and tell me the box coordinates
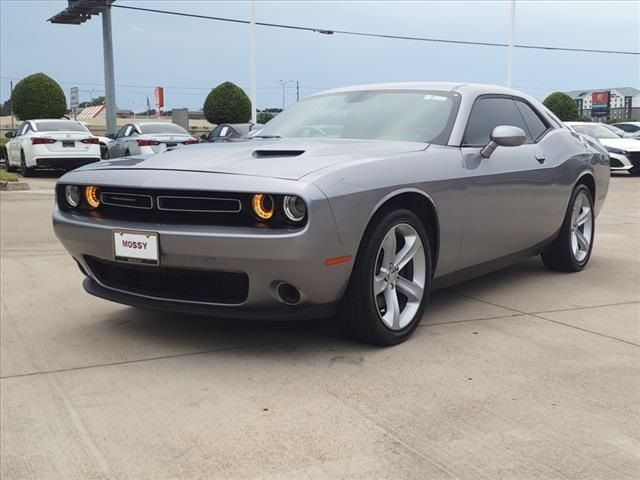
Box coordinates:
[480,125,527,158]
[5,131,15,139]
[106,133,116,139]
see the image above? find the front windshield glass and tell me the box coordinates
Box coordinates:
[257,90,458,144]
[139,124,188,135]
[573,124,620,139]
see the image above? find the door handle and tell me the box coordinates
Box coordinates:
[535,153,546,164]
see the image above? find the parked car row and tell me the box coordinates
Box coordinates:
[3,119,264,175]
[566,122,640,175]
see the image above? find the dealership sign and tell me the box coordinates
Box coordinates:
[154,86,164,114]
[591,91,610,117]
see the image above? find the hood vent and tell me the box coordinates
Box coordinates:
[252,149,305,158]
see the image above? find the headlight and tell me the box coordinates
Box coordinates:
[64,185,81,208]
[282,195,307,222]
[605,145,629,155]
[251,193,274,220]
[85,186,101,209]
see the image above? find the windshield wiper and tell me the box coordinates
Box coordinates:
[254,135,282,139]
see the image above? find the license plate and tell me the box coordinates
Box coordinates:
[113,230,159,265]
[166,143,177,148]
[62,140,75,147]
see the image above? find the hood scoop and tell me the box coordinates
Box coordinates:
[252,149,305,158]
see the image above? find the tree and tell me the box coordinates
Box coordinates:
[0,99,11,116]
[257,112,275,124]
[203,82,251,124]
[78,96,106,108]
[543,92,578,121]
[11,73,66,120]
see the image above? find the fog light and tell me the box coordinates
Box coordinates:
[64,185,81,208]
[283,195,306,222]
[85,186,101,208]
[251,193,274,220]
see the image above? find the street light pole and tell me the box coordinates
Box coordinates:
[102,5,117,135]
[250,0,257,125]
[507,0,515,88]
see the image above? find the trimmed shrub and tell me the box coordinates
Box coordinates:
[11,73,67,120]
[543,92,578,121]
[203,82,251,124]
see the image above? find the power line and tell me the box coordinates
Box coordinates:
[112,3,639,56]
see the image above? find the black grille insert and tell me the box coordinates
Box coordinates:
[86,256,249,304]
[157,196,241,213]
[101,192,153,209]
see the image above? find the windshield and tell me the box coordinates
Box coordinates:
[139,123,189,135]
[573,124,620,139]
[257,90,458,144]
[34,121,88,132]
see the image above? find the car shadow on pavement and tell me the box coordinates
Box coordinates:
[93,257,553,354]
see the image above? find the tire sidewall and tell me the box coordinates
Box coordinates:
[348,209,432,344]
[566,185,595,270]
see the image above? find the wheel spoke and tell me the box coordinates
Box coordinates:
[383,286,400,329]
[394,234,422,270]
[396,276,423,303]
[575,229,589,251]
[576,208,591,227]
[381,228,397,266]
[374,271,387,295]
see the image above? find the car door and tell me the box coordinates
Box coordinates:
[458,96,554,268]
[7,122,25,163]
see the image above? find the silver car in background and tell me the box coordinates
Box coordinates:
[53,83,609,345]
[566,122,640,175]
[107,122,198,158]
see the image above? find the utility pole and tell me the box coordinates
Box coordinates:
[296,81,300,101]
[279,80,293,110]
[507,0,515,88]
[250,0,257,125]
[10,80,14,132]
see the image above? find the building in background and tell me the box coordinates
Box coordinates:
[565,87,640,122]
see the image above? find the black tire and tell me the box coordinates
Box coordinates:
[124,149,130,157]
[101,144,110,160]
[629,168,640,176]
[5,157,16,172]
[541,184,594,272]
[340,208,432,346]
[20,151,35,177]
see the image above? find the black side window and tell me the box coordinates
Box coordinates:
[463,97,531,146]
[208,126,221,139]
[514,100,548,141]
[116,126,128,139]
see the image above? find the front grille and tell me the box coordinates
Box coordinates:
[610,157,624,168]
[57,186,305,228]
[85,256,249,304]
[629,152,640,167]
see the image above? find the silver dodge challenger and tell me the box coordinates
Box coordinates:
[53,83,610,345]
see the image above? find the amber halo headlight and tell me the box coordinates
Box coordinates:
[64,185,81,208]
[85,186,101,209]
[251,193,274,220]
[282,195,307,222]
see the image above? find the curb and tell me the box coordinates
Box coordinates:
[0,181,30,191]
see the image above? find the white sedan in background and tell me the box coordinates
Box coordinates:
[5,119,101,176]
[107,122,198,158]
[566,122,640,175]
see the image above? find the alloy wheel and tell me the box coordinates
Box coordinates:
[373,223,426,330]
[570,191,593,263]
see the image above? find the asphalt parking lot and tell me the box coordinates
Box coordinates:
[1,173,639,479]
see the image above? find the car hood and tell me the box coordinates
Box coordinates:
[80,138,428,180]
[597,138,640,151]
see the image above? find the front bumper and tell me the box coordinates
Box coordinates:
[52,177,356,320]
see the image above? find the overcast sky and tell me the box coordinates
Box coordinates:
[1,0,638,111]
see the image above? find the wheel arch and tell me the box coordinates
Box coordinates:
[575,171,596,200]
[366,189,440,272]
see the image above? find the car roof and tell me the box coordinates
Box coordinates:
[308,82,533,98]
